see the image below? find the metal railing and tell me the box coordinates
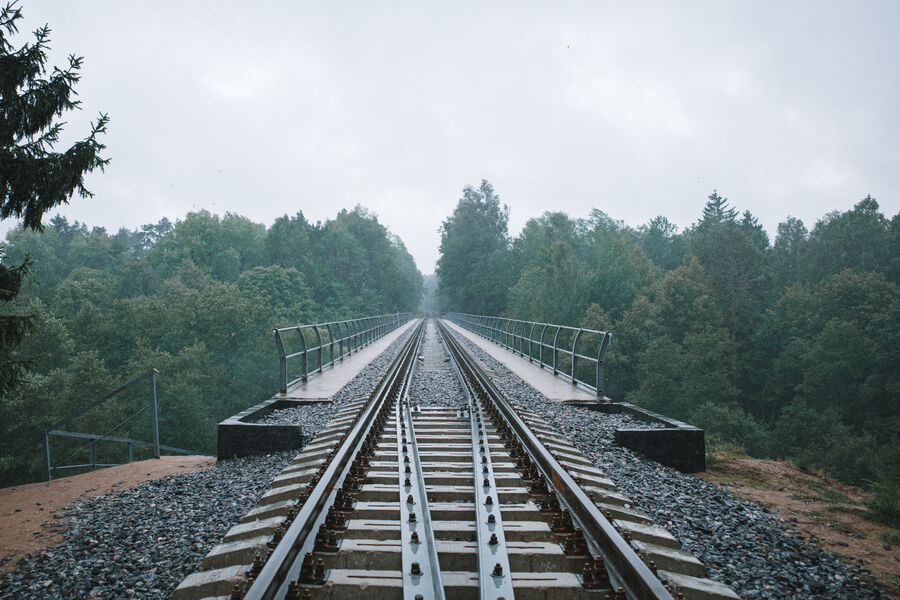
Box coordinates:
[446,313,612,398]
[273,312,414,395]
[43,369,196,481]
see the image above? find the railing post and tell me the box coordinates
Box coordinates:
[349,320,357,352]
[274,329,288,394]
[314,326,324,374]
[538,323,547,367]
[527,322,537,361]
[44,430,52,481]
[128,442,133,462]
[571,328,583,385]
[90,442,96,467]
[344,321,352,356]
[150,369,161,459]
[299,326,309,382]
[552,326,561,375]
[596,332,612,398]
[334,322,342,361]
[327,323,337,366]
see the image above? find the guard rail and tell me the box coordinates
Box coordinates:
[446,312,611,397]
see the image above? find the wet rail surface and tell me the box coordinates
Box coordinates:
[175,318,738,600]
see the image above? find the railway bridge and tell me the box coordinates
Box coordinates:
[175,315,738,600]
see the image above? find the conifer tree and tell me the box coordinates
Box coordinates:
[0,2,108,393]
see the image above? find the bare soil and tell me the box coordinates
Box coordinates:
[0,455,214,570]
[698,456,899,595]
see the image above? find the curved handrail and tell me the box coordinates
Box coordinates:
[273,312,414,395]
[446,313,612,398]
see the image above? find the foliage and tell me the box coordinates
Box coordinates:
[0,2,108,396]
[866,476,900,528]
[0,208,423,485]
[436,180,514,314]
[0,2,109,229]
[436,181,899,518]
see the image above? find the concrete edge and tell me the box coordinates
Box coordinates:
[567,401,706,473]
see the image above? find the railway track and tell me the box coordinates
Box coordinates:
[175,318,738,600]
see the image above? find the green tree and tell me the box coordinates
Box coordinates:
[0,3,108,394]
[148,211,264,283]
[507,241,592,324]
[237,264,314,322]
[638,216,686,270]
[0,4,109,229]
[437,180,515,314]
[806,196,892,281]
[771,216,808,288]
[512,211,587,272]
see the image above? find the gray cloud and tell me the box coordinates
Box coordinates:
[8,0,899,272]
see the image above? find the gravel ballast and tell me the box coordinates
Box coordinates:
[446,325,882,600]
[408,320,466,407]
[0,452,293,599]
[0,326,416,600]
[1,319,883,599]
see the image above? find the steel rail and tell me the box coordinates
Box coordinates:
[244,318,426,600]
[436,319,674,600]
[444,332,515,600]
[399,328,446,600]
[468,396,515,599]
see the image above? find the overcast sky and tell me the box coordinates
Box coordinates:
[7,1,899,273]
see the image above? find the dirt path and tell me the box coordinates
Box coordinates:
[698,457,899,595]
[0,455,214,570]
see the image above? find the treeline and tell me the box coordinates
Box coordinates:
[0,207,423,485]
[437,180,898,522]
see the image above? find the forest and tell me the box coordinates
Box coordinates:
[436,180,899,525]
[0,208,423,485]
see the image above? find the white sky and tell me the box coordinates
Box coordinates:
[6,1,899,274]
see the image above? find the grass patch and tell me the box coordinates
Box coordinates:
[795,485,856,505]
[865,477,900,528]
[705,435,746,468]
[827,505,864,516]
[819,487,853,504]
[881,531,900,545]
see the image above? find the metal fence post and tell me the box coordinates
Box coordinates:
[314,326,324,374]
[596,332,612,398]
[274,329,288,394]
[44,430,52,481]
[538,323,547,367]
[571,328,583,384]
[150,369,161,458]
[298,326,309,382]
[327,323,337,366]
[527,322,537,361]
[552,326,561,375]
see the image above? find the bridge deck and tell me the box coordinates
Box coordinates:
[440,319,596,403]
[277,319,418,401]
